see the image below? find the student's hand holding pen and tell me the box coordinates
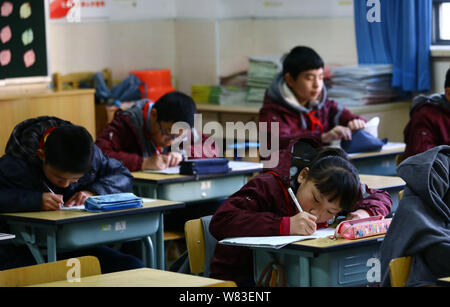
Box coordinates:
[142,152,183,170]
[289,212,317,236]
[65,190,94,207]
[42,192,64,211]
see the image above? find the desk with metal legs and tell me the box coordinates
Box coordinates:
[0,199,184,270]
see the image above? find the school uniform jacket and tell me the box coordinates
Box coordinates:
[209,155,392,285]
[403,93,450,159]
[0,116,133,213]
[95,100,217,172]
[259,72,365,149]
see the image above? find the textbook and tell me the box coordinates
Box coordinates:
[219,228,336,249]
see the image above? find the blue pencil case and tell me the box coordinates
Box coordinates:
[85,193,143,212]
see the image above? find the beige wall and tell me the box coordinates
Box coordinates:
[48,16,358,93]
[47,15,448,97]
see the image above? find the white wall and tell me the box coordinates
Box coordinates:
[47,0,359,93]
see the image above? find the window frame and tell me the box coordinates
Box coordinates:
[433,0,450,45]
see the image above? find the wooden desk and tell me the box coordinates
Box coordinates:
[132,162,263,203]
[349,142,405,176]
[0,89,96,154]
[31,268,236,287]
[253,235,385,287]
[0,199,184,270]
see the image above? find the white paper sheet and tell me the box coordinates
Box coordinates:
[219,228,336,249]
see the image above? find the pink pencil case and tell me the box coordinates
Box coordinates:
[333,215,392,239]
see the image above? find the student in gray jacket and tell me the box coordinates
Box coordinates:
[380,145,450,286]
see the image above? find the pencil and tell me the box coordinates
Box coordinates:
[287,187,303,213]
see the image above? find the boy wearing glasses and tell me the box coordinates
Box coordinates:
[96,91,217,171]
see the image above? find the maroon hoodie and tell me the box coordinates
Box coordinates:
[259,72,365,150]
[403,93,450,159]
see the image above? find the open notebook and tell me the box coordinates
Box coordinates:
[219,228,336,249]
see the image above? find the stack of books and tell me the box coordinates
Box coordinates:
[327,65,398,106]
[246,54,282,102]
[191,84,221,104]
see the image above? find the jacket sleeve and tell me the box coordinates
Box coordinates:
[354,183,392,217]
[0,156,43,213]
[326,99,366,127]
[84,146,134,195]
[95,113,143,172]
[403,108,439,158]
[209,177,284,240]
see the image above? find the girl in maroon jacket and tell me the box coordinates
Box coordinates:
[259,46,366,150]
[209,139,392,286]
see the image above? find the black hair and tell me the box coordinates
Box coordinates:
[153,91,197,127]
[44,125,94,174]
[445,67,450,88]
[290,146,360,213]
[282,46,324,80]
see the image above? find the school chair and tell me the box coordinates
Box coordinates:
[184,215,216,276]
[0,256,101,287]
[184,216,237,287]
[389,256,412,287]
[396,154,406,165]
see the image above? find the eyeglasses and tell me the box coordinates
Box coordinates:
[157,121,186,140]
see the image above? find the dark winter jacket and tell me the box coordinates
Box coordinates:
[380,146,450,286]
[0,116,133,213]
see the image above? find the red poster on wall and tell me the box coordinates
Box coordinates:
[49,0,109,22]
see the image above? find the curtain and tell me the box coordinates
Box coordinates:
[354,0,432,93]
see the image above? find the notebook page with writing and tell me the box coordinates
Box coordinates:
[219,228,336,249]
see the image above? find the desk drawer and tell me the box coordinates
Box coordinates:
[156,176,247,202]
[253,244,381,287]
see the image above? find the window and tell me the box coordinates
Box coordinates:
[433,0,450,45]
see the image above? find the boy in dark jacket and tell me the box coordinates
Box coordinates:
[0,116,144,272]
[96,91,217,172]
[403,68,450,159]
[259,46,366,150]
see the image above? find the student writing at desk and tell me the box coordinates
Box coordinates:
[0,116,144,272]
[259,46,366,150]
[403,67,450,159]
[96,91,217,172]
[209,137,392,286]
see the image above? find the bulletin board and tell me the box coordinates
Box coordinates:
[0,0,50,85]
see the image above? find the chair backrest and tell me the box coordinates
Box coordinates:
[0,256,101,287]
[184,215,217,276]
[389,256,412,287]
[396,154,406,165]
[53,68,112,91]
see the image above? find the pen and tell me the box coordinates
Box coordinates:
[287,187,303,213]
[43,181,64,208]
